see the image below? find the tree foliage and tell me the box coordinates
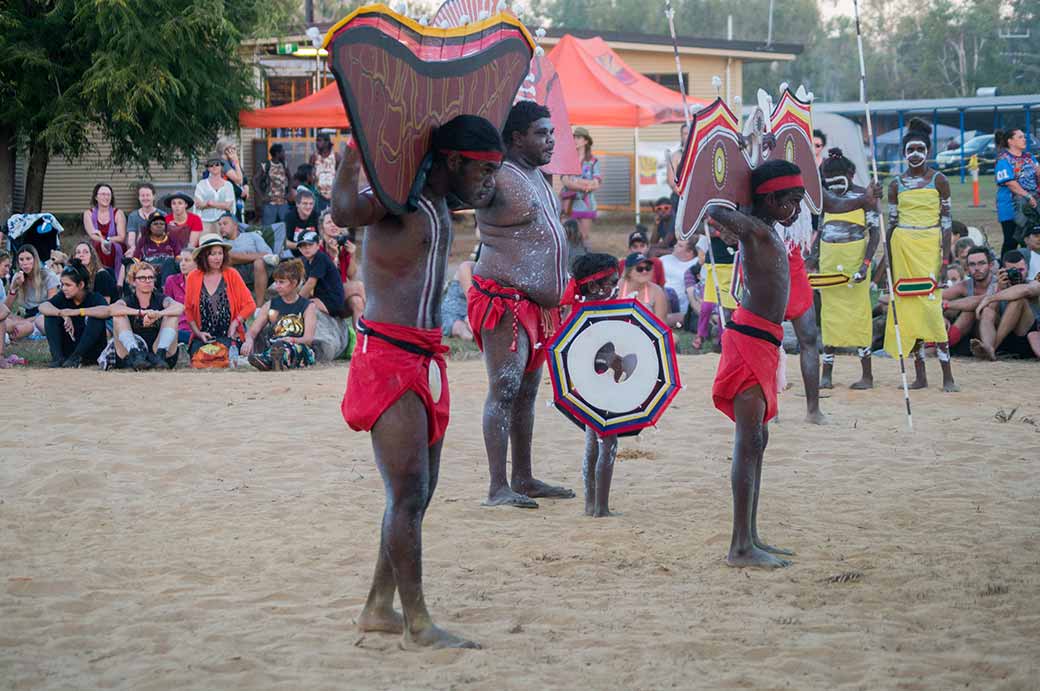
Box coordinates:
[0,0,287,211]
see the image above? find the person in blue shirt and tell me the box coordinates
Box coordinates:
[994,128,1038,253]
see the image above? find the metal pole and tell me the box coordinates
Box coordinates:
[767,0,775,47]
[959,109,966,183]
[853,0,914,430]
[664,0,691,127]
[634,128,641,226]
[897,110,904,174]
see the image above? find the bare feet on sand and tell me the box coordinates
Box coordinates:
[401,624,481,650]
[483,486,538,508]
[805,410,830,425]
[358,607,404,634]
[727,546,791,569]
[754,539,795,556]
[511,478,575,499]
[849,377,873,390]
[909,378,928,390]
[942,379,960,393]
[970,338,996,361]
[820,375,833,389]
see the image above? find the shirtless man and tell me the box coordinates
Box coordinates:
[469,100,575,508]
[333,115,504,649]
[707,159,798,569]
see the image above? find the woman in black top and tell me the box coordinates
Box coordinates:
[36,259,109,367]
[108,261,184,370]
[241,259,317,370]
[72,241,118,303]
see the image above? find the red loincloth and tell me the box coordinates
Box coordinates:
[467,274,561,373]
[713,307,784,424]
[341,318,450,446]
[785,244,814,321]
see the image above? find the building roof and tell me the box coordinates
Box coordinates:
[815,94,1040,115]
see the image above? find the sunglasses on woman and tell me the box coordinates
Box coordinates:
[635,264,653,273]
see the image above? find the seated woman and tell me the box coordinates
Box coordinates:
[72,241,119,304]
[83,183,127,272]
[319,210,365,319]
[183,233,256,358]
[106,261,184,370]
[163,192,203,250]
[241,259,317,371]
[125,182,159,258]
[618,252,669,324]
[4,244,60,340]
[162,251,196,344]
[441,259,475,340]
[137,211,183,286]
[36,259,110,368]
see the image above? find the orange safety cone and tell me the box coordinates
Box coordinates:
[969,154,984,207]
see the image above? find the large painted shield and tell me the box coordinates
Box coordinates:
[767,88,823,213]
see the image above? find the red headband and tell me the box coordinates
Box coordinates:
[439,149,503,163]
[576,266,618,286]
[754,174,805,195]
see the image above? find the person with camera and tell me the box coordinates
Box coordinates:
[969,249,1040,359]
[319,210,365,320]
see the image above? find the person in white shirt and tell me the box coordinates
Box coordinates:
[194,156,236,234]
[1023,226,1040,280]
[658,237,700,327]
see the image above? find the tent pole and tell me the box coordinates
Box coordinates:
[634,128,641,225]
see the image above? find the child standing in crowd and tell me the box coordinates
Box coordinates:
[568,253,623,517]
[241,259,317,371]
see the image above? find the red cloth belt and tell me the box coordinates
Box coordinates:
[467,274,561,373]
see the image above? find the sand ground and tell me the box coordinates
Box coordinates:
[1,354,1038,690]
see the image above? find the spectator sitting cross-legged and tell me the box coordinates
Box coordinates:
[297,230,348,318]
[4,244,59,341]
[162,251,196,344]
[125,182,158,258]
[242,259,317,371]
[36,259,110,368]
[183,233,256,358]
[440,260,475,340]
[107,261,184,371]
[285,187,319,256]
[618,252,669,325]
[319,210,365,320]
[941,245,997,352]
[216,211,277,306]
[162,192,203,250]
[0,251,14,368]
[969,249,1040,359]
[83,183,127,272]
[194,156,236,234]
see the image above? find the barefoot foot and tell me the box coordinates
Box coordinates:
[592,508,621,518]
[969,338,996,361]
[754,539,795,556]
[820,376,833,389]
[358,607,405,634]
[805,410,829,425]
[511,478,575,499]
[483,486,538,508]
[942,380,960,393]
[727,546,791,569]
[849,377,873,390]
[402,624,481,650]
[908,378,928,390]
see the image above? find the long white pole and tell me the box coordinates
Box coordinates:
[853,0,914,431]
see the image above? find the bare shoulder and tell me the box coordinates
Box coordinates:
[933,171,951,194]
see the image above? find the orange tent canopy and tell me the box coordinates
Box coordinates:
[547,35,706,128]
[239,83,350,129]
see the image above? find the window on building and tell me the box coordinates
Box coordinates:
[266,77,313,107]
[645,73,689,93]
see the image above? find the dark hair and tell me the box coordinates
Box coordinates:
[572,253,618,298]
[273,258,306,285]
[137,182,156,196]
[91,183,115,209]
[820,147,855,178]
[813,129,827,145]
[1002,249,1026,265]
[502,100,551,147]
[432,114,504,163]
[270,143,284,157]
[316,132,332,144]
[965,245,992,263]
[994,129,1024,150]
[61,258,90,287]
[195,245,229,272]
[654,197,671,207]
[294,164,314,184]
[902,117,932,149]
[563,218,581,245]
[951,220,969,237]
[953,237,976,257]
[751,159,802,200]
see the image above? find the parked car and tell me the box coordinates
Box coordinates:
[936,134,996,173]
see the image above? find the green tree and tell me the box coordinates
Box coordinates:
[0,0,287,214]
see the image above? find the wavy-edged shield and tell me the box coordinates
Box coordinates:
[323,4,534,214]
[547,299,682,437]
[767,88,823,214]
[431,0,580,175]
[673,98,752,241]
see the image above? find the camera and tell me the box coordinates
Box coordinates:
[335,230,356,246]
[1006,268,1024,285]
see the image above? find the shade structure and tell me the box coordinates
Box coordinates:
[239,83,350,129]
[547,298,681,437]
[546,35,707,127]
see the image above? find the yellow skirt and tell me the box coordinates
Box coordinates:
[819,239,872,347]
[702,263,738,310]
[884,227,946,355]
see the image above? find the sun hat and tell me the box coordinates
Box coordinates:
[161,191,194,209]
[191,232,233,259]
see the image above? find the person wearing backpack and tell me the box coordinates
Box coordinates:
[255,143,291,228]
